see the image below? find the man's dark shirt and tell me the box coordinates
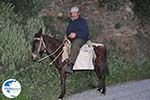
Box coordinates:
[66,16,89,41]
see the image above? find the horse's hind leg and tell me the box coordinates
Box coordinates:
[58,67,66,100]
[94,65,106,95]
[100,75,106,95]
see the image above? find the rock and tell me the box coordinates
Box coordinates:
[41,0,150,61]
[57,12,63,17]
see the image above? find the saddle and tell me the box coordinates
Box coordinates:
[62,39,104,70]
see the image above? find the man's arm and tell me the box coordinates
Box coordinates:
[76,20,89,40]
[66,25,70,36]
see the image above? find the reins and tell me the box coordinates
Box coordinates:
[34,36,64,65]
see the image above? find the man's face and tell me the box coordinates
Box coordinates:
[70,12,79,20]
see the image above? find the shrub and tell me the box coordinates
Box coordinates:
[0,3,29,70]
[131,0,150,24]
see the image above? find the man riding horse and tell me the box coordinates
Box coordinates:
[31,6,109,99]
[66,6,89,73]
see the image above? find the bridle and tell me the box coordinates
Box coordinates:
[33,36,47,53]
[33,35,65,64]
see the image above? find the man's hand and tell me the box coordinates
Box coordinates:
[68,32,76,39]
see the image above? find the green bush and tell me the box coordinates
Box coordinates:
[0,24,29,69]
[0,3,28,70]
[24,16,44,43]
[131,0,150,24]
[1,0,49,17]
[0,3,20,30]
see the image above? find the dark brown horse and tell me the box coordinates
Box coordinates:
[31,29,109,100]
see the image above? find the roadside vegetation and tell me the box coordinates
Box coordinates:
[0,0,150,100]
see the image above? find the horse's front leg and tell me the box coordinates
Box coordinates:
[58,67,67,100]
[94,64,106,95]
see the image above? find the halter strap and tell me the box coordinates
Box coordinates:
[33,38,41,40]
[36,37,64,62]
[33,36,46,53]
[34,36,69,64]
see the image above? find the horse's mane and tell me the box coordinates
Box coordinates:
[42,34,62,49]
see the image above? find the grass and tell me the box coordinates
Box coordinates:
[107,58,150,85]
[0,56,150,100]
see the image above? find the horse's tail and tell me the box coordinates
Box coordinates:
[104,46,110,76]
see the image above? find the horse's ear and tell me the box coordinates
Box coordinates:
[38,28,42,35]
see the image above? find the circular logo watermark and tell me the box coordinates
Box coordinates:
[2,79,21,98]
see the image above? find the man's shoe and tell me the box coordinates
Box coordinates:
[65,63,73,74]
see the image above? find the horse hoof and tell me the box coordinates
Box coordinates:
[96,88,106,95]
[58,97,63,100]
[97,88,102,92]
[58,98,63,100]
[100,92,105,96]
[101,92,106,95]
[100,93,105,96]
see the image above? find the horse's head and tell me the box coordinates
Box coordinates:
[31,28,46,61]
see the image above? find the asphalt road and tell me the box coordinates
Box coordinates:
[66,79,150,100]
